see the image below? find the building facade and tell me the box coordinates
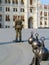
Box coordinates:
[38,4,49,28]
[0,0,49,29]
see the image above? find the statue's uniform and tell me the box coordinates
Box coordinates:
[15,20,23,41]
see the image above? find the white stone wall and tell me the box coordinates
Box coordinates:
[0,0,42,29]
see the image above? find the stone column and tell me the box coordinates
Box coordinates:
[24,0,28,28]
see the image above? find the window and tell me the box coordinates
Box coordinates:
[13,8,15,11]
[21,0,24,4]
[13,15,17,21]
[40,11,42,15]
[30,0,32,5]
[45,21,47,25]
[12,0,18,4]
[44,5,47,9]
[5,0,10,3]
[21,15,24,21]
[16,8,17,12]
[0,15,2,21]
[13,8,17,12]
[30,8,32,13]
[20,8,24,12]
[5,26,7,28]
[44,12,47,16]
[40,21,42,25]
[5,26,10,28]
[6,15,10,21]
[20,8,22,12]
[23,8,24,12]
[0,7,2,11]
[6,7,10,11]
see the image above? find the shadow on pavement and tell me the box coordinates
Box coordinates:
[0,40,28,45]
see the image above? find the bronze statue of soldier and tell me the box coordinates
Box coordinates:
[15,16,23,41]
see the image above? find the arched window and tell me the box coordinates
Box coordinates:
[28,17,33,28]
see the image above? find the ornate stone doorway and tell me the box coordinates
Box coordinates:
[28,17,33,28]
